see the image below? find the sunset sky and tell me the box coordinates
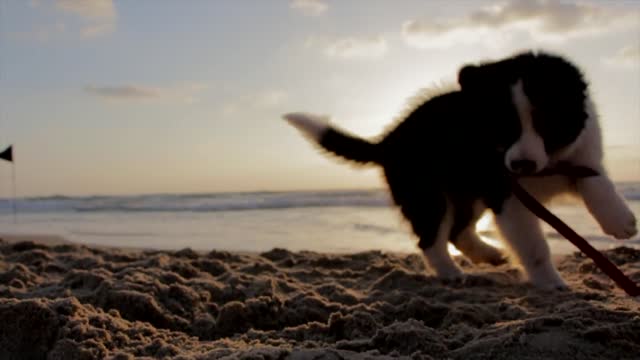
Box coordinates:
[0,0,638,197]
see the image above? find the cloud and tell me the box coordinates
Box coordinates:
[85,85,160,99]
[56,0,115,19]
[222,90,289,116]
[306,35,388,60]
[256,90,289,107]
[10,22,66,42]
[402,0,639,49]
[325,36,388,59]
[85,83,207,104]
[12,0,116,41]
[55,0,117,38]
[290,0,328,16]
[604,45,640,68]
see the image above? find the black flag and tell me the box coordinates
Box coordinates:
[0,145,12,163]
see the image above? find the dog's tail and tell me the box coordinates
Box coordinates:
[283,112,380,166]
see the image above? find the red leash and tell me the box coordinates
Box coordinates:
[511,176,640,297]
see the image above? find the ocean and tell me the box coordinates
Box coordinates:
[1,183,639,256]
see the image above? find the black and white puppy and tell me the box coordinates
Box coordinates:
[283,50,637,290]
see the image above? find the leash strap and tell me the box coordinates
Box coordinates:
[511,178,640,296]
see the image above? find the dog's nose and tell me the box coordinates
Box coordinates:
[510,159,537,174]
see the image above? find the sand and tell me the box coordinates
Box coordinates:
[0,236,639,360]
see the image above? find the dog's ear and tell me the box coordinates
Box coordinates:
[457,65,480,90]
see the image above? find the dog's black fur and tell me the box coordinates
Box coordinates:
[314,50,589,251]
[284,49,639,287]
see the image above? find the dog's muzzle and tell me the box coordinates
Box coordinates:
[509,159,537,175]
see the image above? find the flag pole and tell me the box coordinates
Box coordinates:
[0,145,15,222]
[11,160,16,224]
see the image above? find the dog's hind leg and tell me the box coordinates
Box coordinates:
[384,168,462,279]
[399,192,463,279]
[420,224,463,280]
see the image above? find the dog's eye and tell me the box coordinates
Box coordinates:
[531,108,551,132]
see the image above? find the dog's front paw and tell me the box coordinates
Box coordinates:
[523,262,568,290]
[599,206,638,240]
[528,271,568,291]
[579,177,638,240]
[433,265,465,281]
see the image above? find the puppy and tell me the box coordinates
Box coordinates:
[283,50,637,290]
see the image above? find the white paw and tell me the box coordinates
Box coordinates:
[578,177,638,240]
[435,266,464,281]
[529,276,568,291]
[525,264,568,290]
[599,206,638,240]
[422,248,464,280]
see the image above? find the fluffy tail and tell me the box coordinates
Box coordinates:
[283,112,379,165]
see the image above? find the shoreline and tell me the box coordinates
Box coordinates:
[0,231,576,263]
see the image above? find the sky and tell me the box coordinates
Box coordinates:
[0,0,638,197]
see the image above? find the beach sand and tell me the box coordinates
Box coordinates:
[0,235,638,360]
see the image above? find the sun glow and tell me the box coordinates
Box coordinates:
[450,211,504,256]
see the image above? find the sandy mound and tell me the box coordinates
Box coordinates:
[0,237,638,359]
